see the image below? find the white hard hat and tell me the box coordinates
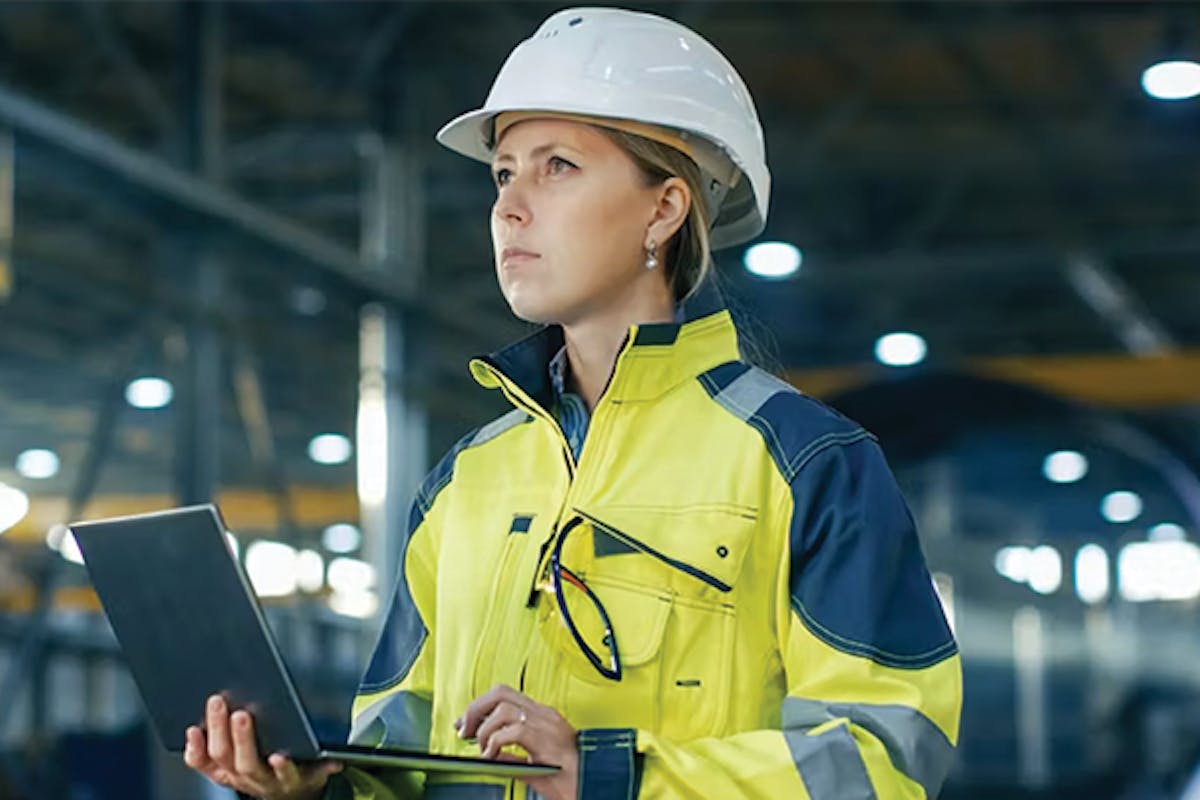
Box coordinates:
[436,7,770,250]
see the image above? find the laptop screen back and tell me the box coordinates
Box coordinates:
[71,505,321,759]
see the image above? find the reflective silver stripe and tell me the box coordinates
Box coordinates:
[712,366,787,422]
[784,722,875,800]
[349,690,431,749]
[425,784,506,800]
[469,408,528,448]
[784,697,955,797]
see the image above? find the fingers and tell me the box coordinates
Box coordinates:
[268,753,344,788]
[206,695,233,766]
[457,684,521,740]
[184,726,212,771]
[476,701,527,759]
[268,752,302,786]
[480,721,526,760]
[185,723,240,790]
[230,710,273,782]
[188,695,279,796]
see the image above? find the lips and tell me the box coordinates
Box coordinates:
[501,247,541,265]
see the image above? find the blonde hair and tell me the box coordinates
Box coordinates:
[599,128,714,303]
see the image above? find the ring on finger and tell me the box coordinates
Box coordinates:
[517,708,527,725]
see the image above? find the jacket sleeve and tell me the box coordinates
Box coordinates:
[576,436,963,800]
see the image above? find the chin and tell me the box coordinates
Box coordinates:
[502,291,561,325]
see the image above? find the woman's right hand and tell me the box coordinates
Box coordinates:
[183,694,343,800]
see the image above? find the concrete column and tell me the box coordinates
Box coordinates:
[357,124,429,635]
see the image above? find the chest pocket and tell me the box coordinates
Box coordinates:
[538,505,757,740]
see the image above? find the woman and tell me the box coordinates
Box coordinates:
[185,8,962,800]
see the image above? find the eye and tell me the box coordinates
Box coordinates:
[548,155,576,174]
[493,167,513,188]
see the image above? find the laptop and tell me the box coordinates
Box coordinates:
[70,504,557,778]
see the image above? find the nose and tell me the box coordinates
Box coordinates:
[492,179,531,228]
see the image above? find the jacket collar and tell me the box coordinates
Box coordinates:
[469,278,740,410]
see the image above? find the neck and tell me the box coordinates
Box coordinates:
[561,282,674,412]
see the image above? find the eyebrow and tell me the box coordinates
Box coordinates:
[492,142,582,166]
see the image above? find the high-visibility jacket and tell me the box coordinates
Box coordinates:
[332,284,962,800]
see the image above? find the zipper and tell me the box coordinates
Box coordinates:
[478,356,578,479]
[573,508,733,593]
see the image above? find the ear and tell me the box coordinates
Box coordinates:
[645,177,691,249]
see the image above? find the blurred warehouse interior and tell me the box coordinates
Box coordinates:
[0,1,1199,798]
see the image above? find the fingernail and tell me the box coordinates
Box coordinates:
[453,717,463,730]
[209,696,223,712]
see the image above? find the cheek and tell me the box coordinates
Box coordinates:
[570,194,646,270]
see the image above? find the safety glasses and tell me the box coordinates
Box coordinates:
[540,510,732,682]
[549,516,623,681]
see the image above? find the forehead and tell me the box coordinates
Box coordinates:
[492,118,617,159]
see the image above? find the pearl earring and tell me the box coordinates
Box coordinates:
[645,239,658,270]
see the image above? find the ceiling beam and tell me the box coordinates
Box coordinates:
[785,348,1200,409]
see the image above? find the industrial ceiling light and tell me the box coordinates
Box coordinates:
[1042,450,1088,484]
[1142,60,1200,101]
[1101,490,1143,524]
[0,482,29,536]
[245,540,299,597]
[296,549,325,593]
[1027,545,1062,595]
[322,523,362,554]
[1074,544,1110,604]
[329,588,379,619]
[15,448,59,480]
[1119,540,1200,602]
[328,557,376,594]
[1149,522,1186,542]
[308,433,353,465]
[125,377,174,409]
[874,331,927,367]
[743,241,802,278]
[994,545,1031,584]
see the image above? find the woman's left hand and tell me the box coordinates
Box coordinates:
[456,684,578,800]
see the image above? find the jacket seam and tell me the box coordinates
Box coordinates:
[790,596,959,669]
[697,370,875,484]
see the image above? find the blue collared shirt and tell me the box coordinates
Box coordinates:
[548,345,590,461]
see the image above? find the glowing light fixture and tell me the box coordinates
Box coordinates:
[322,523,362,554]
[1101,491,1142,524]
[245,540,299,597]
[308,434,353,466]
[1074,544,1109,604]
[126,377,174,409]
[1119,540,1200,602]
[1027,545,1062,595]
[874,332,927,367]
[1142,60,1200,101]
[0,483,30,536]
[743,242,802,279]
[1149,522,1186,542]
[1043,450,1088,484]
[16,449,59,480]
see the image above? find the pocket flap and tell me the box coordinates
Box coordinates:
[579,505,757,593]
